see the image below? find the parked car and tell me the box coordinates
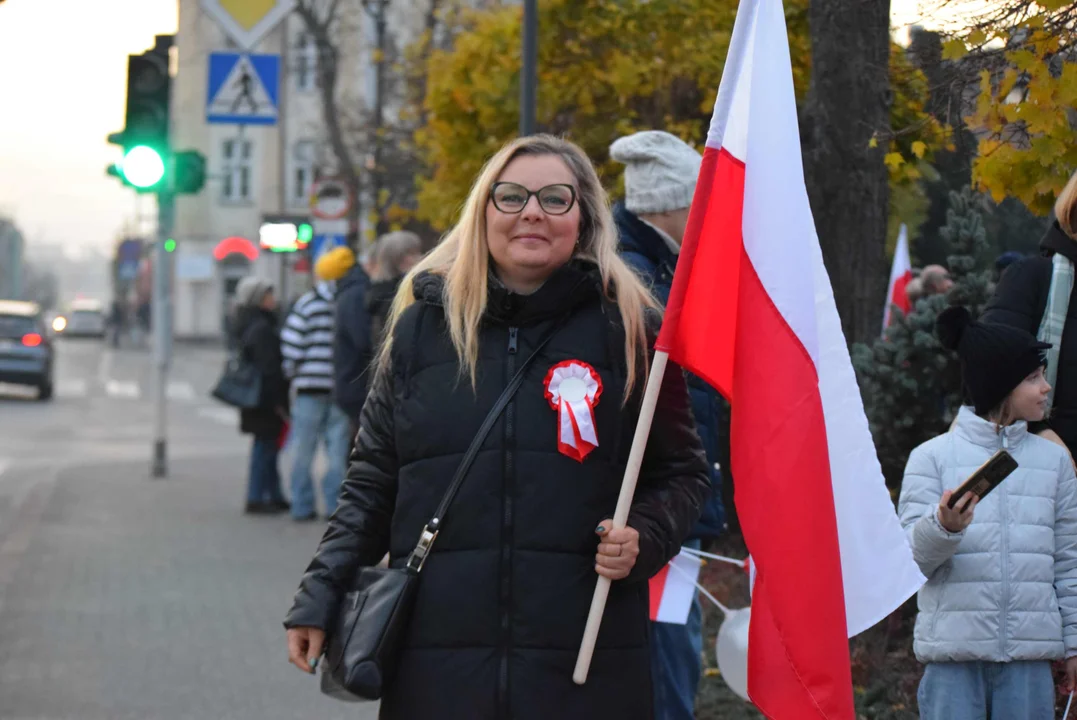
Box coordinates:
[0,300,54,400]
[62,299,107,338]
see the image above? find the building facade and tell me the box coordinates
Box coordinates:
[169,1,505,338]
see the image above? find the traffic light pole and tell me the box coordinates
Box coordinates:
[151,190,174,478]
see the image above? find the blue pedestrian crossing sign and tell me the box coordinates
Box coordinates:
[310,234,347,263]
[206,52,279,125]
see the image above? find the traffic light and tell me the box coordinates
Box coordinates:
[297,223,313,245]
[124,40,170,155]
[106,36,205,196]
[107,36,172,193]
[174,151,207,195]
[164,239,177,253]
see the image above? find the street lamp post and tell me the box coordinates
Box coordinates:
[520,0,538,136]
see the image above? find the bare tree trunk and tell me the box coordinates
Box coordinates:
[801,0,891,345]
[365,0,391,235]
[417,0,441,129]
[295,0,362,246]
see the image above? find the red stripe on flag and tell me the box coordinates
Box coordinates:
[655,148,742,396]
[891,270,913,315]
[659,147,854,718]
[648,563,670,622]
[735,249,853,718]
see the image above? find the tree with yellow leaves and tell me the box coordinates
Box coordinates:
[416,0,755,230]
[415,0,947,343]
[944,0,1077,214]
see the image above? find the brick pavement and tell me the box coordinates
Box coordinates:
[0,455,378,720]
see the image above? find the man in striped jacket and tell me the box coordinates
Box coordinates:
[280,275,350,522]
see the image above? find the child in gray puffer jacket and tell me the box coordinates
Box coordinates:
[899,306,1077,719]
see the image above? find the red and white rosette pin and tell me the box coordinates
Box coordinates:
[544,360,603,463]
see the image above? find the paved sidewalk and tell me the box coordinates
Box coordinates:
[0,455,378,720]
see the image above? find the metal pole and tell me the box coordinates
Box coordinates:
[519,0,538,136]
[152,189,174,478]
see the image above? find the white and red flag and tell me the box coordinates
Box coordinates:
[654,1,925,717]
[883,224,913,331]
[648,549,702,624]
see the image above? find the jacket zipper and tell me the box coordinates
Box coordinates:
[498,326,518,719]
[998,432,1010,659]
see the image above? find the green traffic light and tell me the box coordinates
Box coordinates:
[164,238,176,253]
[122,145,165,188]
[297,223,313,243]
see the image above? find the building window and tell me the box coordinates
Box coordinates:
[293,140,315,205]
[294,32,317,91]
[222,138,254,202]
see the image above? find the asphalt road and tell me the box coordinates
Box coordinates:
[0,338,376,720]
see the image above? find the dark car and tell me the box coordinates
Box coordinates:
[0,300,54,400]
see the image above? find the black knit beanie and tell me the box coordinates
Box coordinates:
[936,306,1051,416]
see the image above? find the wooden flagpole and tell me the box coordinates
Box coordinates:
[573,350,670,684]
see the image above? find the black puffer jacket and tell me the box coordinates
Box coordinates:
[234,307,289,438]
[333,264,373,421]
[284,260,710,720]
[983,221,1077,449]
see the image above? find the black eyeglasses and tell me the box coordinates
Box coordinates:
[489,182,577,215]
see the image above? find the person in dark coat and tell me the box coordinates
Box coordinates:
[233,276,290,514]
[366,230,424,346]
[610,130,725,720]
[982,171,1077,453]
[331,252,372,435]
[284,135,711,719]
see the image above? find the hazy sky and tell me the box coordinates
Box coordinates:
[0,0,944,256]
[0,0,178,255]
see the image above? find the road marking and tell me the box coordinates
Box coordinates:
[166,381,196,401]
[97,348,113,385]
[198,406,236,426]
[105,380,141,399]
[0,382,37,399]
[56,379,88,398]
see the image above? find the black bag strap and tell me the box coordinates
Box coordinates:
[405,320,562,572]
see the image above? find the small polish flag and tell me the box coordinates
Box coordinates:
[648,549,702,624]
[882,223,913,331]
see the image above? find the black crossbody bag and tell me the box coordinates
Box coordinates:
[321,323,560,701]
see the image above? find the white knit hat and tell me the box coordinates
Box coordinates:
[609,131,702,214]
[234,276,273,308]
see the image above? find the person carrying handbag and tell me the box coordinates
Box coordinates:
[283,135,710,720]
[232,276,290,515]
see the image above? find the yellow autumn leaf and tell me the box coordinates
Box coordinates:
[942,38,967,60]
[884,152,905,170]
[868,134,878,149]
[967,28,987,47]
[911,141,927,159]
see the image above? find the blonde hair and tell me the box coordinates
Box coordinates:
[378,134,661,400]
[371,231,423,282]
[1056,169,1077,239]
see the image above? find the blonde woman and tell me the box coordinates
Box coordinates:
[983,170,1077,453]
[284,135,710,719]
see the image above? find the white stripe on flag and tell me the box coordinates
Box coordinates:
[654,550,702,624]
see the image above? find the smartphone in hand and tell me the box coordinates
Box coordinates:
[946,450,1018,509]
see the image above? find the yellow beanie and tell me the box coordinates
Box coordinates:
[314,246,356,281]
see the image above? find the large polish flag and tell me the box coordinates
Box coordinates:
[654,1,925,717]
[882,224,913,331]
